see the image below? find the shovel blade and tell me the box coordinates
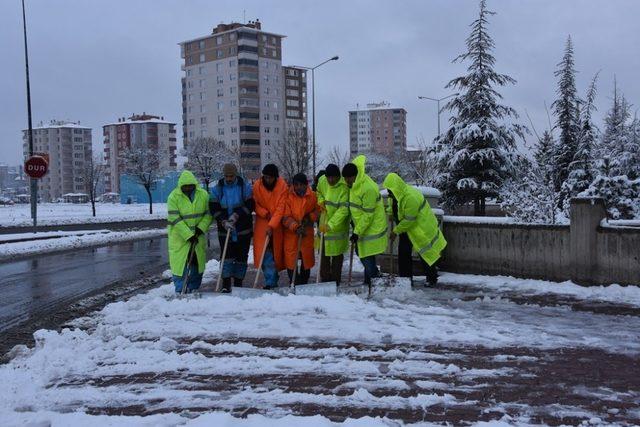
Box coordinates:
[337,283,368,296]
[294,282,337,297]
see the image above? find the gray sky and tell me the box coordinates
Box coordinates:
[1,0,639,166]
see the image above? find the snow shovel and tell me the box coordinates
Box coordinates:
[336,241,367,296]
[232,234,275,299]
[295,223,337,297]
[214,231,232,292]
[369,229,411,297]
[178,240,197,296]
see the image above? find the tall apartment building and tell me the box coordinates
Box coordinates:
[22,120,92,202]
[283,66,308,141]
[349,102,407,156]
[179,20,307,178]
[103,113,177,193]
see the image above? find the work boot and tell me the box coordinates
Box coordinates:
[221,277,232,293]
[233,278,243,287]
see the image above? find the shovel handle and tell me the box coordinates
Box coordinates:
[291,233,303,288]
[215,231,232,292]
[347,241,355,286]
[253,234,270,288]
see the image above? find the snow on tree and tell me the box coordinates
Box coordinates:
[182,137,237,188]
[550,35,581,207]
[324,146,351,168]
[598,77,632,177]
[120,146,163,214]
[560,72,600,212]
[406,137,440,186]
[581,175,640,219]
[500,131,560,224]
[83,154,105,217]
[627,114,640,180]
[435,0,525,215]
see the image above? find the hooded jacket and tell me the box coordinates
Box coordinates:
[348,155,388,258]
[252,176,288,271]
[316,174,350,256]
[167,170,213,276]
[382,173,447,266]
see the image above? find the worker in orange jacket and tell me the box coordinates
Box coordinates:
[253,164,288,289]
[282,173,320,285]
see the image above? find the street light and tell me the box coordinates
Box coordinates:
[293,55,339,176]
[417,93,459,137]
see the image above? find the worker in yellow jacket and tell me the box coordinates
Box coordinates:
[316,164,350,285]
[341,155,388,285]
[383,173,446,285]
[167,170,212,293]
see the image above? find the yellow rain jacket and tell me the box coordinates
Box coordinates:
[382,173,446,266]
[316,175,350,256]
[348,155,388,258]
[167,171,212,276]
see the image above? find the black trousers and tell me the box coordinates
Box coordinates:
[320,245,344,285]
[287,258,311,285]
[397,232,438,284]
[218,235,251,290]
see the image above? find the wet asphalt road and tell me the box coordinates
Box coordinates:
[0,238,169,333]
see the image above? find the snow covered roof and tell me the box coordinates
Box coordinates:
[24,121,91,131]
[103,119,176,127]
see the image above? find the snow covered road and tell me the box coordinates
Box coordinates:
[1,270,639,426]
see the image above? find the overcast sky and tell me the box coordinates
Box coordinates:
[1,0,639,166]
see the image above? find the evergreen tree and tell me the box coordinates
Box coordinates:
[551,36,580,205]
[560,72,599,211]
[435,0,525,215]
[599,77,631,177]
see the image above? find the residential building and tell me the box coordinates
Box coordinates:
[179,20,308,178]
[349,102,407,155]
[103,113,177,194]
[22,120,92,202]
[283,65,308,144]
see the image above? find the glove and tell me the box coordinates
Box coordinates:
[318,223,329,234]
[350,233,359,243]
[222,220,235,231]
[229,212,239,224]
[296,225,306,236]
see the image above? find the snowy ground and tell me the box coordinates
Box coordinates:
[0,229,167,261]
[1,262,639,426]
[0,203,166,227]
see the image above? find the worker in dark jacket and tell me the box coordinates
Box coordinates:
[209,163,254,292]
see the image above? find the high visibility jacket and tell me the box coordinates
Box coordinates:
[382,173,447,266]
[209,176,254,242]
[348,155,388,258]
[316,175,350,256]
[167,170,213,276]
[252,177,288,271]
[282,186,319,270]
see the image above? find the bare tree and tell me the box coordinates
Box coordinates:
[120,146,163,214]
[182,137,237,188]
[273,121,312,181]
[325,145,351,168]
[408,136,440,186]
[84,154,104,217]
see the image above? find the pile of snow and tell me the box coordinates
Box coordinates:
[0,203,167,227]
[0,229,167,261]
[0,229,110,243]
[443,215,516,225]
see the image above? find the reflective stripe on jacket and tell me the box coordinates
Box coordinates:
[316,175,350,256]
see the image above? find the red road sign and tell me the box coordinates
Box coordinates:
[24,155,49,179]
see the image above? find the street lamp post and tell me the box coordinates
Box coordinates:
[21,0,37,230]
[417,93,459,137]
[294,56,339,176]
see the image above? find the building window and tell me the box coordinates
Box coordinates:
[216,63,222,72]
[201,130,207,137]
[217,50,223,58]
[286,89,299,97]
[217,75,223,84]
[264,87,270,95]
[263,113,270,120]
[273,101,278,109]
[189,119,195,125]
[228,46,236,55]
[263,100,270,107]
[229,33,236,41]
[186,69,192,77]
[229,59,236,67]
[188,81,194,88]
[230,99,237,107]
[272,50,277,58]
[199,79,205,87]
[231,127,238,133]
[286,99,299,107]
[199,40,205,49]
[274,127,280,134]
[216,36,223,45]
[286,79,299,87]
[230,73,236,81]
[201,117,207,125]
[230,112,236,120]
[200,105,206,113]
[199,53,205,62]
[273,114,279,121]
[262,35,267,42]
[218,128,224,136]
[199,66,205,75]
[217,88,223,97]
[218,114,224,123]
[264,127,270,133]
[230,87,235,95]
[217,101,224,110]
[200,92,206,100]
[263,74,269,82]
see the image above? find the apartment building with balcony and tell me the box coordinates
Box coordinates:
[349,102,407,156]
[22,120,92,202]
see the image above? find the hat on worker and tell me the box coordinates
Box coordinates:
[262,163,279,178]
[325,164,340,177]
[223,163,237,176]
[292,173,308,185]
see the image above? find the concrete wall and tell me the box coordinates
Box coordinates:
[380,197,640,286]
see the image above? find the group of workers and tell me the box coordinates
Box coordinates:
[166,154,447,294]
